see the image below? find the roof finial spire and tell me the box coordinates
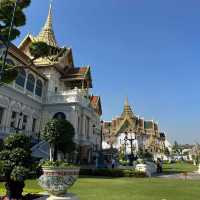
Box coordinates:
[36,1,57,47]
[125,96,129,107]
[122,96,134,117]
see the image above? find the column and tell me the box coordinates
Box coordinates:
[4,100,12,133]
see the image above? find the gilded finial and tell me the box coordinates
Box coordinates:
[36,1,57,47]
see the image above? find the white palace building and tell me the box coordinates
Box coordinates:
[0,4,102,164]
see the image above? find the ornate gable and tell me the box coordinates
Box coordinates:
[90,96,102,116]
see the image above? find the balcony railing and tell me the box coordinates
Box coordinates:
[47,88,90,107]
[0,127,35,138]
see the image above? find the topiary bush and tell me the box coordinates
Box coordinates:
[41,119,75,163]
[0,133,34,199]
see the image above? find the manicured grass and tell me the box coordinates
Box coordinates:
[163,162,198,174]
[0,178,200,200]
[0,163,198,200]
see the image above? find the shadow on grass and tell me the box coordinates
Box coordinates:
[0,194,43,200]
[23,194,43,200]
[163,171,184,174]
[79,175,122,179]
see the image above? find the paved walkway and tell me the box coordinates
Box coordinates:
[154,171,200,180]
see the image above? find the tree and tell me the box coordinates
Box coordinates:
[164,147,170,157]
[0,133,33,199]
[119,144,126,161]
[172,141,180,155]
[0,0,31,84]
[0,0,31,41]
[0,0,62,85]
[41,119,75,162]
[191,144,200,165]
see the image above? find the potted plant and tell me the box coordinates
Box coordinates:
[0,133,33,200]
[38,118,79,197]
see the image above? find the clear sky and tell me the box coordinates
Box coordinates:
[15,0,200,144]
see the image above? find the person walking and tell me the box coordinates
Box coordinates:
[157,158,161,173]
[111,158,116,169]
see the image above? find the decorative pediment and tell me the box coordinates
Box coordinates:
[115,117,137,136]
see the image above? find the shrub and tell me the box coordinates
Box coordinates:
[123,169,147,178]
[0,133,34,199]
[79,168,147,178]
[41,160,78,169]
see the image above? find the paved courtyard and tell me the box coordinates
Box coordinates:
[155,171,200,180]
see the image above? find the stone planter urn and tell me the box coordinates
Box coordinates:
[38,167,80,200]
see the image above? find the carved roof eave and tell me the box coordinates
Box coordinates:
[90,96,102,116]
[8,42,48,81]
[61,66,93,87]
[18,34,35,49]
[18,34,71,65]
[67,48,74,67]
[97,96,103,116]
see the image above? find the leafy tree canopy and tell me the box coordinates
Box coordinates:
[0,0,31,41]
[29,42,50,60]
[0,0,31,85]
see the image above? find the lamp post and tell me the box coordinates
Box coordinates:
[124,135,128,161]
[95,120,104,168]
[124,130,135,166]
[0,0,19,82]
[14,112,23,133]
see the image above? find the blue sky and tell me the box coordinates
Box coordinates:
[15,0,200,144]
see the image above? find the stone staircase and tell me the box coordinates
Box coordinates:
[31,141,49,159]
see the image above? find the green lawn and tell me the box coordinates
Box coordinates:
[1,178,200,200]
[0,163,198,200]
[163,162,198,174]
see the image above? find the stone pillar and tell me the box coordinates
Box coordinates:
[4,100,12,133]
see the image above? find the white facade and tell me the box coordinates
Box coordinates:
[0,5,102,164]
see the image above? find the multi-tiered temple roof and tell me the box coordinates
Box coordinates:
[19,4,92,86]
[103,97,159,136]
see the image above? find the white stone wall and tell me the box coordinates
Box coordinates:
[0,85,42,137]
[0,84,101,150]
[40,68,65,94]
[42,102,101,149]
[0,56,101,155]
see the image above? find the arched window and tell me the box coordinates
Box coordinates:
[35,79,43,97]
[16,68,26,88]
[53,112,66,120]
[26,74,35,92]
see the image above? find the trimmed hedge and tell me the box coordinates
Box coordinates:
[80,168,147,178]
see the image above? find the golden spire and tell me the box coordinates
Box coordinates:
[122,97,134,117]
[36,2,57,47]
